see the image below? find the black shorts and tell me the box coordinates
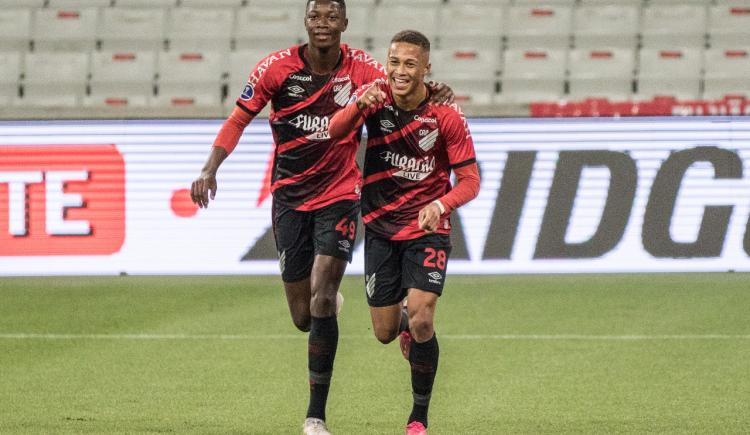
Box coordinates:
[364,231,452,308]
[273,199,359,283]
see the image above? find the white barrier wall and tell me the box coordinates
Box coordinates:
[1,117,749,275]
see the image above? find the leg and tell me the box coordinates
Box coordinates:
[405,288,440,429]
[284,279,311,332]
[400,235,452,430]
[369,304,403,344]
[305,201,358,424]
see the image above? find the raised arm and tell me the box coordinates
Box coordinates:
[328,81,386,140]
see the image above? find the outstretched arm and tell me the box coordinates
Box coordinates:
[191,107,254,208]
[328,82,386,140]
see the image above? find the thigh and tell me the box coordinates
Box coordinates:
[401,235,452,297]
[364,232,407,307]
[312,200,359,263]
[273,201,314,283]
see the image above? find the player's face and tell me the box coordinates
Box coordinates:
[386,42,431,98]
[304,1,348,49]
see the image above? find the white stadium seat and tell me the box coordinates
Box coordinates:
[0,9,32,51]
[87,50,156,107]
[430,49,499,104]
[340,4,371,51]
[48,0,112,7]
[573,5,640,49]
[99,8,166,51]
[228,49,268,106]
[234,6,303,51]
[32,8,98,51]
[155,51,225,108]
[0,0,44,6]
[703,48,750,99]
[439,3,504,50]
[0,52,21,106]
[709,5,750,48]
[641,5,708,48]
[21,52,88,107]
[114,0,176,7]
[506,4,572,49]
[499,48,567,103]
[180,0,243,7]
[371,5,439,49]
[637,48,703,100]
[568,48,635,100]
[167,8,234,51]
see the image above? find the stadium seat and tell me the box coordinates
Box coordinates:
[430,48,499,104]
[234,6,303,51]
[371,5,439,49]
[438,3,504,50]
[180,0,243,7]
[637,48,703,100]
[506,5,572,49]
[155,51,225,108]
[0,0,44,6]
[379,0,443,5]
[21,52,88,107]
[579,0,641,4]
[568,48,635,100]
[709,5,750,48]
[99,8,166,51]
[573,5,640,49]
[167,8,234,52]
[114,0,176,7]
[47,0,112,7]
[340,4,371,51]
[228,49,268,106]
[0,9,32,51]
[641,5,708,48]
[87,51,156,107]
[499,48,567,103]
[32,8,98,52]
[0,52,21,106]
[513,0,575,5]
[703,48,750,99]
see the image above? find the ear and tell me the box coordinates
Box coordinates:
[342,17,348,32]
[424,62,432,76]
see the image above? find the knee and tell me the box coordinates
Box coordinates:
[374,326,399,344]
[409,316,434,342]
[311,292,337,317]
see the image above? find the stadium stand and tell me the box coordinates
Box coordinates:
[0,0,748,118]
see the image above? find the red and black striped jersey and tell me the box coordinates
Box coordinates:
[356,81,477,240]
[236,44,385,211]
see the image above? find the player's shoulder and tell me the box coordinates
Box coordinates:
[256,45,301,68]
[431,102,467,123]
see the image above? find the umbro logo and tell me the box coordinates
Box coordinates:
[428,271,442,281]
[288,85,305,95]
[338,240,351,252]
[380,119,395,133]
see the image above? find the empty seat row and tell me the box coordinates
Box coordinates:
[1,46,748,108]
[1,3,749,53]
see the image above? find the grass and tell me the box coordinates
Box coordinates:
[0,274,749,434]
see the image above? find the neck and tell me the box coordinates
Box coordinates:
[305,43,341,75]
[393,82,427,112]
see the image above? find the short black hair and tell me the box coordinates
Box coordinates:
[391,30,431,52]
[306,0,346,12]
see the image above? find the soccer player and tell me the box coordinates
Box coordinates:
[190,2,452,434]
[327,30,481,434]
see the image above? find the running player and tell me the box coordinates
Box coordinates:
[328,30,480,434]
[190,2,452,434]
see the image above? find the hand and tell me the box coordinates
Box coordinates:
[418,202,443,233]
[427,81,454,105]
[191,171,217,209]
[356,83,387,111]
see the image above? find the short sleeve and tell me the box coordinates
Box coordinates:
[235,53,281,115]
[440,104,476,169]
